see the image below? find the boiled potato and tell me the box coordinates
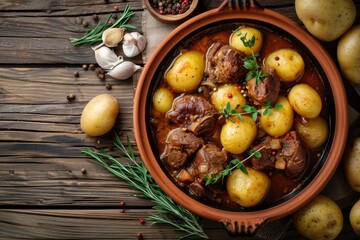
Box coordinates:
[343,137,360,192]
[293,195,343,240]
[295,0,356,41]
[165,50,205,93]
[337,25,360,84]
[80,94,119,136]
[211,84,247,113]
[350,199,360,235]
[259,96,293,137]
[220,116,257,154]
[264,49,304,82]
[153,87,174,113]
[288,83,322,119]
[295,116,329,149]
[229,26,263,55]
[226,168,270,207]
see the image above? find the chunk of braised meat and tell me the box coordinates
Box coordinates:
[250,136,281,170]
[246,67,281,105]
[161,128,204,170]
[280,131,308,178]
[193,144,229,179]
[204,41,247,84]
[166,94,216,136]
[188,182,206,198]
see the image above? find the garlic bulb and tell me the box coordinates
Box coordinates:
[107,61,141,80]
[122,32,147,58]
[93,46,123,70]
[102,28,125,47]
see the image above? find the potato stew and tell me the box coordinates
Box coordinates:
[149,23,330,210]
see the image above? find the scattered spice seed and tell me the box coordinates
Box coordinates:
[89,64,95,70]
[114,5,119,11]
[97,73,106,81]
[92,14,99,21]
[82,64,88,70]
[107,20,113,26]
[73,71,80,77]
[75,17,83,25]
[82,20,89,27]
[137,233,143,239]
[106,83,112,90]
[198,178,204,185]
[139,218,145,224]
[112,13,118,19]
[81,168,87,174]
[120,209,125,213]
[67,93,76,102]
[120,201,125,207]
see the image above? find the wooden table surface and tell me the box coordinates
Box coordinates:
[1,0,359,239]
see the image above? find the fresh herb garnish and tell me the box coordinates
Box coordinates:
[82,134,209,240]
[221,101,283,122]
[70,5,136,46]
[202,147,264,186]
[239,33,269,84]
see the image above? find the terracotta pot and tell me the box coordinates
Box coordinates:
[134,0,348,234]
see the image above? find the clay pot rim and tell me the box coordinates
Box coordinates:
[134,2,348,234]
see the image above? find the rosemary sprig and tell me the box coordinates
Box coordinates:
[81,134,209,240]
[222,101,283,122]
[239,33,269,84]
[70,5,136,46]
[202,147,264,186]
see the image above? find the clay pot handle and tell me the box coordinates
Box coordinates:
[220,218,265,235]
[219,0,263,11]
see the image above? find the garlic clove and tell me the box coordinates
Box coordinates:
[94,46,123,70]
[102,28,125,47]
[107,61,141,80]
[122,32,147,58]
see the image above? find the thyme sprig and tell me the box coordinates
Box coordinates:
[81,134,209,240]
[240,33,268,84]
[70,5,136,46]
[202,147,264,186]
[222,101,283,122]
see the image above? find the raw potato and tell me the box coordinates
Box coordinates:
[350,199,360,235]
[259,96,293,137]
[220,116,257,154]
[165,50,205,93]
[343,137,360,192]
[295,0,356,41]
[80,94,119,136]
[211,84,247,113]
[264,48,304,82]
[293,195,343,240]
[288,83,322,119]
[153,87,174,113]
[229,26,263,55]
[226,168,270,207]
[295,116,329,149]
[337,25,360,84]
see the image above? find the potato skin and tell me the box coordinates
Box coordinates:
[295,116,329,149]
[165,50,205,93]
[210,84,247,113]
[295,0,356,41]
[153,87,174,113]
[229,26,263,56]
[288,83,322,119]
[259,96,293,137]
[337,25,360,84]
[80,94,119,136]
[293,195,343,240]
[343,137,360,192]
[264,48,304,82]
[350,199,360,235]
[226,168,270,207]
[220,116,257,154]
